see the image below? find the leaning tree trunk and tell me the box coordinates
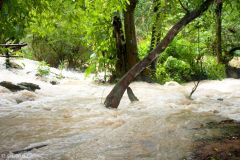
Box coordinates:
[104,0,214,108]
[124,0,139,70]
[215,0,223,64]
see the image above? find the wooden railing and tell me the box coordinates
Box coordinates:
[0,43,27,68]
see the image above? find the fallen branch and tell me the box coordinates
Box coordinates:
[12,144,47,154]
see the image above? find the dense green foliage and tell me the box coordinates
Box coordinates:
[0,0,47,43]
[136,0,239,83]
[1,0,240,84]
[28,0,128,73]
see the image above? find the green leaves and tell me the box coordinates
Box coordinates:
[25,0,129,74]
[37,61,50,77]
[203,56,226,79]
[0,0,48,43]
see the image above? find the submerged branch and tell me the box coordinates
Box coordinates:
[127,87,139,102]
[12,144,48,154]
[189,80,200,99]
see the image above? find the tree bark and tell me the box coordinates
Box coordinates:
[124,0,139,70]
[104,0,214,108]
[112,0,139,78]
[113,14,127,77]
[215,0,223,63]
[0,0,3,10]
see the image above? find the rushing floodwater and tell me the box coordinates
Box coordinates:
[0,58,239,160]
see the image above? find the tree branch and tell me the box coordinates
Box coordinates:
[178,0,190,13]
[104,0,214,108]
[13,144,48,154]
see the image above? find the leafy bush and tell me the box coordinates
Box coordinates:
[203,56,226,80]
[156,55,226,84]
[37,61,50,77]
[155,64,171,84]
[31,36,90,69]
[138,38,151,60]
[85,51,117,82]
[165,56,192,82]
[159,39,198,64]
[155,37,226,84]
[156,56,191,83]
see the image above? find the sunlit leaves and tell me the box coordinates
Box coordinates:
[26,0,129,74]
[0,0,47,42]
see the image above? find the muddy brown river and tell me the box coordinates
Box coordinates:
[0,58,239,159]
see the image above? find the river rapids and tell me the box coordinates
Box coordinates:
[0,58,239,160]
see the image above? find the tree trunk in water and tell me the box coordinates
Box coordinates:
[124,0,139,70]
[104,0,214,108]
[215,0,223,64]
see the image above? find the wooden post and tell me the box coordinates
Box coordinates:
[5,52,10,68]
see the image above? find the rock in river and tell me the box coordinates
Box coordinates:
[17,82,40,91]
[0,81,40,92]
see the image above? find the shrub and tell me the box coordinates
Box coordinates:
[203,56,226,80]
[156,56,192,84]
[31,35,90,69]
[85,51,117,82]
[37,61,50,77]
[138,38,151,60]
[164,56,192,83]
[155,38,226,84]
[155,64,171,84]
